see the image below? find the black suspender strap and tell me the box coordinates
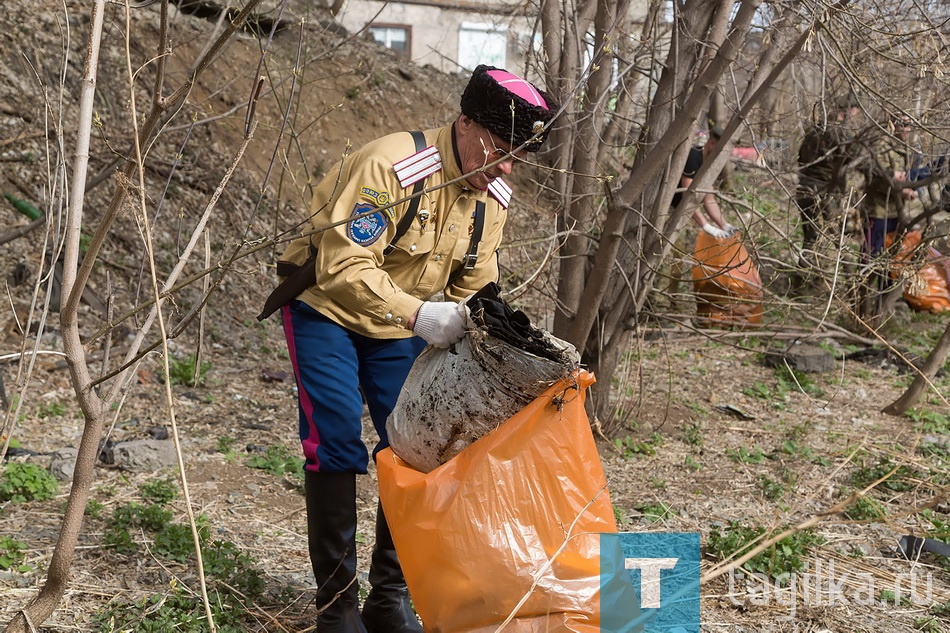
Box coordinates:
[383,130,427,256]
[258,131,492,320]
[258,131,427,321]
[448,200,485,285]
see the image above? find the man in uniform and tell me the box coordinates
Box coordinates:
[268,66,557,632]
[795,93,861,267]
[854,115,926,320]
[862,115,922,256]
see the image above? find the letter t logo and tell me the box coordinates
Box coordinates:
[625,558,679,608]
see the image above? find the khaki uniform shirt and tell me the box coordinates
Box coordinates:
[278,123,507,339]
[863,140,923,220]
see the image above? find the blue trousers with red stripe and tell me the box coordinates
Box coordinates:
[865,216,900,256]
[281,300,426,473]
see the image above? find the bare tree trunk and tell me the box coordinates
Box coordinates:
[882,321,950,415]
[564,0,762,352]
[5,1,264,629]
[569,4,841,432]
[4,4,106,629]
[561,0,765,422]
[547,0,598,335]
[707,4,734,188]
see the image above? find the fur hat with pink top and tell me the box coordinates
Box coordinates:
[460,65,558,152]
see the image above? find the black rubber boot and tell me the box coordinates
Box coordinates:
[305,471,368,633]
[361,501,424,633]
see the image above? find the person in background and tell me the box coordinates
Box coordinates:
[895,115,932,212]
[661,124,738,308]
[673,124,738,238]
[795,93,861,267]
[853,114,927,320]
[862,114,923,256]
[266,65,556,633]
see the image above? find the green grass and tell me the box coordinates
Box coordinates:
[849,457,918,493]
[637,501,673,522]
[773,365,825,398]
[742,366,825,404]
[140,478,178,505]
[36,402,67,418]
[0,536,30,572]
[0,462,59,503]
[85,498,103,518]
[758,475,787,501]
[775,439,830,466]
[165,354,212,387]
[921,509,950,541]
[684,455,702,471]
[908,408,950,434]
[706,521,824,580]
[843,494,888,521]
[727,445,767,464]
[742,381,772,400]
[216,436,238,460]
[246,445,303,480]
[613,433,663,459]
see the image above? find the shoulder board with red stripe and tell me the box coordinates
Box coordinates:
[393,145,442,187]
[487,178,512,209]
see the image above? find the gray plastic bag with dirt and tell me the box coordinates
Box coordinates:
[386,283,581,473]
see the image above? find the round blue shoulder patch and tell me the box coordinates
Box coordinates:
[346,202,388,246]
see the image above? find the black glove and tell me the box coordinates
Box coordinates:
[466,282,568,363]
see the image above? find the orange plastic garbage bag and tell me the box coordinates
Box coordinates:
[376,371,616,633]
[691,231,763,326]
[886,230,950,313]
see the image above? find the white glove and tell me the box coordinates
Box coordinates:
[722,223,739,237]
[413,301,469,348]
[702,223,732,239]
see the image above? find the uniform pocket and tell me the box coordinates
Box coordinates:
[390,227,436,257]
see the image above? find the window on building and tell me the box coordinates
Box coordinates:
[458,22,507,71]
[369,24,410,57]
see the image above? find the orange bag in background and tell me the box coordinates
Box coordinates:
[376,371,616,633]
[887,230,950,313]
[691,231,763,326]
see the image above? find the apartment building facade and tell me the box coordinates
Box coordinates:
[334,0,540,74]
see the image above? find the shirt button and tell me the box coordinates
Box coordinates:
[449,224,456,232]
[434,254,443,261]
[385,312,393,320]
[395,317,403,324]
[410,244,417,252]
